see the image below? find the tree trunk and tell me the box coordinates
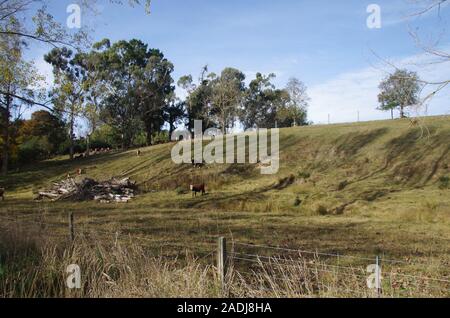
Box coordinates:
[86,134,90,157]
[69,110,74,160]
[221,115,226,135]
[147,130,153,146]
[391,108,394,120]
[1,93,11,176]
[169,122,175,142]
[399,106,405,118]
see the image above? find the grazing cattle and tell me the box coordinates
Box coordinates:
[0,188,4,201]
[190,184,206,197]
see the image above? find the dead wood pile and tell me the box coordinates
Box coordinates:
[36,177,136,203]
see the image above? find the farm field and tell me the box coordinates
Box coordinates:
[1,116,449,297]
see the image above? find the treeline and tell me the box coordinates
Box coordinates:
[1,38,309,173]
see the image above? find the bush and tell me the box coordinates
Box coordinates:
[57,139,87,155]
[439,176,449,189]
[152,131,169,145]
[298,171,311,179]
[175,187,188,195]
[337,180,348,191]
[18,136,52,164]
[316,205,329,216]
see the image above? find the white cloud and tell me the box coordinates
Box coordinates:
[34,54,54,89]
[308,49,450,124]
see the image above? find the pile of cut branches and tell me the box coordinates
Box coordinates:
[36,177,136,203]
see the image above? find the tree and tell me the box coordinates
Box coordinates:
[241,73,280,129]
[138,48,175,145]
[78,49,109,155]
[378,69,421,119]
[0,1,152,117]
[178,66,215,134]
[0,19,43,174]
[45,47,87,159]
[372,1,449,112]
[18,110,66,154]
[164,96,186,139]
[0,1,151,49]
[210,68,246,134]
[91,39,174,148]
[284,77,309,126]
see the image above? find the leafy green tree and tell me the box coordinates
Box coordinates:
[75,50,108,155]
[378,69,421,119]
[137,47,175,144]
[164,95,186,139]
[91,39,174,147]
[19,110,66,154]
[241,73,280,129]
[283,77,309,127]
[45,47,87,159]
[0,20,43,174]
[178,66,215,134]
[210,68,246,134]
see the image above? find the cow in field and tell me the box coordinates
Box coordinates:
[190,184,206,197]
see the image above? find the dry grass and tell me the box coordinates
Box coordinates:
[0,223,221,298]
[1,116,450,298]
[0,222,448,298]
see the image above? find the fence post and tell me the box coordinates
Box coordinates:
[217,237,227,290]
[376,256,382,297]
[69,212,74,242]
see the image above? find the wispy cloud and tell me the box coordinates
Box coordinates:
[308,49,450,124]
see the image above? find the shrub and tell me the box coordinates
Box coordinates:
[298,171,311,179]
[18,136,52,164]
[337,180,348,191]
[438,176,449,189]
[175,187,188,195]
[316,205,329,216]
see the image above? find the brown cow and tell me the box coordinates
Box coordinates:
[0,188,4,201]
[190,184,206,197]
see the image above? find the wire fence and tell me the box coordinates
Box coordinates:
[228,240,450,297]
[0,213,449,297]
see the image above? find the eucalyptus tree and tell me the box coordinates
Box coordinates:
[178,66,215,135]
[164,94,186,139]
[45,47,88,159]
[283,77,309,126]
[210,68,246,134]
[91,39,174,147]
[0,20,43,174]
[241,73,279,129]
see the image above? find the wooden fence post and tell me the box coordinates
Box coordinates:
[69,212,74,242]
[376,256,382,297]
[217,237,227,289]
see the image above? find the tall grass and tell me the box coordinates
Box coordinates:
[0,224,221,298]
[0,222,448,298]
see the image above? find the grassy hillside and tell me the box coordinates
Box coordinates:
[0,116,449,275]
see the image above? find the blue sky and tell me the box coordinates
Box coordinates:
[28,0,450,129]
